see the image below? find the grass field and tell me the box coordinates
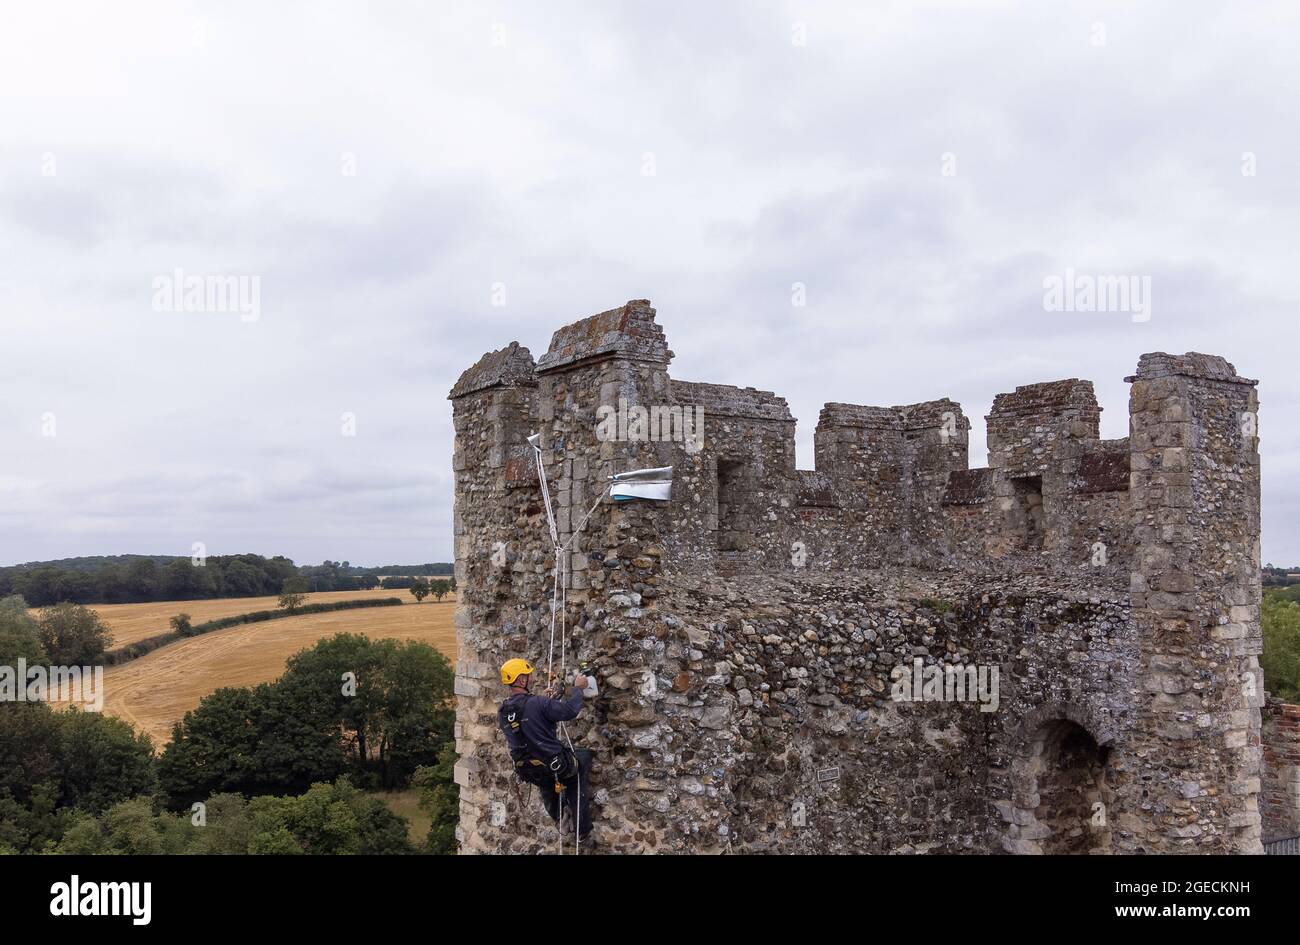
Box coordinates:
[57,590,457,747]
[58,588,435,648]
[376,788,432,846]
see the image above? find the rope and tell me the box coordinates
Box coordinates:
[531,441,609,855]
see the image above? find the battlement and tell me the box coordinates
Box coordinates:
[670,380,792,422]
[446,305,1260,578]
[1129,351,1256,385]
[448,300,1263,856]
[450,341,536,398]
[535,299,672,373]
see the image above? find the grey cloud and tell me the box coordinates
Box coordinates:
[1,1,1298,566]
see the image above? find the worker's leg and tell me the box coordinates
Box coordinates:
[522,765,563,824]
[562,749,593,839]
[540,778,563,824]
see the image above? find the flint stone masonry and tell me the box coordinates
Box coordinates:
[449,300,1271,854]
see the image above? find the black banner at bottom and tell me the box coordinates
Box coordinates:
[0,852,1283,930]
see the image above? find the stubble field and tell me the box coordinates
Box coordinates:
[52,589,458,746]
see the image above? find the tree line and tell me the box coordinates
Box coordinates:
[0,554,454,607]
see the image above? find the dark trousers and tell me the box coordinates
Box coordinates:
[539,748,592,839]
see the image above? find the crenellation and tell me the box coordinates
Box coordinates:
[449,302,1269,855]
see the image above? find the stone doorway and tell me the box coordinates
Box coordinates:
[1006,719,1112,854]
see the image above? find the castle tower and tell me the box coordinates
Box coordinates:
[1123,353,1262,852]
[449,302,681,853]
[446,341,540,851]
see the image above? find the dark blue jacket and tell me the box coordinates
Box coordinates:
[499,687,584,761]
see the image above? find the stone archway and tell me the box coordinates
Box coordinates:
[1006,718,1112,854]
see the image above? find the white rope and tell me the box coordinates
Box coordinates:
[531,442,610,855]
[536,446,559,547]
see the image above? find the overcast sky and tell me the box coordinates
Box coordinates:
[1,1,1298,567]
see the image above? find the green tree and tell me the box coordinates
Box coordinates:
[409,579,430,604]
[0,702,155,852]
[170,613,194,636]
[430,579,450,603]
[0,595,47,665]
[279,577,309,613]
[36,603,113,665]
[279,634,454,788]
[101,798,168,854]
[55,813,107,854]
[0,782,68,853]
[159,684,345,809]
[185,793,252,854]
[219,559,263,598]
[162,559,212,600]
[0,704,62,809]
[53,571,99,604]
[158,687,264,807]
[12,567,61,606]
[126,559,160,601]
[1262,594,1300,703]
[55,709,156,813]
[95,565,130,603]
[247,780,412,855]
[414,741,459,854]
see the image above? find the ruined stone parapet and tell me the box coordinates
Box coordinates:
[663,379,796,573]
[987,378,1101,472]
[536,299,671,372]
[670,380,792,422]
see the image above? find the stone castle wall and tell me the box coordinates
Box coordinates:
[448,300,1266,854]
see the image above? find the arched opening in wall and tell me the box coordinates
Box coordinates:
[1010,719,1112,854]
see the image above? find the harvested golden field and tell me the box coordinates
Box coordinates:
[64,587,441,648]
[81,594,457,747]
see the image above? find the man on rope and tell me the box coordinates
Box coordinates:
[497,657,593,844]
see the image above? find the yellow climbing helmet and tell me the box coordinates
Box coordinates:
[500,658,535,685]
